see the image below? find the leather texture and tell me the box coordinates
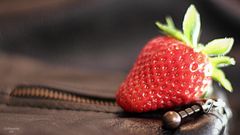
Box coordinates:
[0,54,231,135]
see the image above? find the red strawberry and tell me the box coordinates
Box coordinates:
[116,5,235,112]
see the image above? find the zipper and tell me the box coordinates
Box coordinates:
[8,86,231,129]
[9,85,120,112]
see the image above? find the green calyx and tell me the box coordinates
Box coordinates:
[155,4,236,92]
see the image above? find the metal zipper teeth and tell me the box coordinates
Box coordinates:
[10,87,117,106]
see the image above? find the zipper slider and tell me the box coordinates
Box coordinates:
[162,99,226,129]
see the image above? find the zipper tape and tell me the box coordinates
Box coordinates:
[9,85,122,113]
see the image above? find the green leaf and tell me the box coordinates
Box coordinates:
[212,68,233,92]
[202,38,234,55]
[182,4,201,48]
[165,17,175,29]
[155,21,182,40]
[210,56,236,67]
[155,21,191,46]
[194,43,205,52]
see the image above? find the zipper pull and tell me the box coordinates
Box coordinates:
[201,99,214,113]
[162,99,217,129]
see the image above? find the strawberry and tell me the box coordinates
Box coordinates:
[116,5,235,112]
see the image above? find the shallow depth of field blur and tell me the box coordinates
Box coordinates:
[0,0,239,134]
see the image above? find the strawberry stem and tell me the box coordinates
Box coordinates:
[155,4,236,92]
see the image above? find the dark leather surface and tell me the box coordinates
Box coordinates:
[0,55,231,135]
